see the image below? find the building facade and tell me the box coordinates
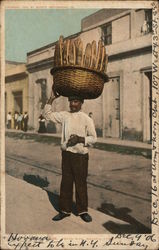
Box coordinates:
[5,61,29,128]
[27,9,152,142]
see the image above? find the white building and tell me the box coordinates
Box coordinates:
[27,8,152,142]
[5,61,29,128]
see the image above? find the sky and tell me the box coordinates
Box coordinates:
[5,9,99,63]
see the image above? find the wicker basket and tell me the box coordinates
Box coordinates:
[50,65,109,99]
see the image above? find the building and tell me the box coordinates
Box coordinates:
[5,61,29,128]
[27,8,152,142]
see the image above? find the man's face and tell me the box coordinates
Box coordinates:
[69,99,82,112]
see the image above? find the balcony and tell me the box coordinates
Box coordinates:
[106,33,152,58]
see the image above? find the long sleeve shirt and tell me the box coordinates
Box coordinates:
[7,114,12,121]
[44,104,97,154]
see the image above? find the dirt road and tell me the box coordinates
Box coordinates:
[5,136,151,233]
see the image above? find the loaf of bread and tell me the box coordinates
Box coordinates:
[63,40,67,65]
[68,39,76,65]
[100,46,106,71]
[54,43,61,66]
[75,38,83,66]
[59,36,64,66]
[84,43,92,68]
[90,40,97,69]
[95,40,102,70]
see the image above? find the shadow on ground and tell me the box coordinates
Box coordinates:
[46,191,77,216]
[23,174,49,188]
[23,174,77,216]
[98,203,151,234]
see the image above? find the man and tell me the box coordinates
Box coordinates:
[44,93,97,222]
[17,112,23,130]
[23,112,29,132]
[7,112,12,129]
[14,111,18,129]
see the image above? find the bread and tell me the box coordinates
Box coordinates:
[90,40,97,69]
[68,39,76,65]
[75,38,83,66]
[84,43,92,68]
[54,36,108,73]
[63,40,69,65]
[59,36,64,66]
[100,46,106,71]
[95,40,102,70]
[54,43,61,66]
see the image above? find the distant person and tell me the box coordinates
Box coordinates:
[23,112,29,132]
[7,112,12,129]
[17,112,23,130]
[14,111,18,129]
[38,114,46,133]
[141,20,149,35]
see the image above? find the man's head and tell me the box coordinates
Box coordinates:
[68,96,84,113]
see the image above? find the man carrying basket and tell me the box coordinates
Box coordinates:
[44,36,108,223]
[44,93,97,222]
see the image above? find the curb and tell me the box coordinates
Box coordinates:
[5,130,152,158]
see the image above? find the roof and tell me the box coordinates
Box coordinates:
[27,31,81,56]
[6,60,26,65]
[81,9,130,30]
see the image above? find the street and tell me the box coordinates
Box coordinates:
[5,135,151,233]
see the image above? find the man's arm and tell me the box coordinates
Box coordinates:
[47,86,60,105]
[85,118,97,146]
[66,118,97,147]
[46,95,57,105]
[43,93,63,124]
[67,134,85,147]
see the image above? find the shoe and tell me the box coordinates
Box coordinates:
[80,213,92,222]
[52,212,70,221]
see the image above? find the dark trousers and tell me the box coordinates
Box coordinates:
[7,120,11,129]
[23,120,28,132]
[59,151,88,214]
[14,119,17,129]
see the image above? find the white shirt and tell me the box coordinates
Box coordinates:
[17,115,23,122]
[7,114,12,121]
[38,118,45,122]
[44,104,97,154]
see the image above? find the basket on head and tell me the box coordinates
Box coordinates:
[51,36,109,99]
[51,66,108,99]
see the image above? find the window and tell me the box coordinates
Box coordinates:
[145,9,152,33]
[101,23,112,45]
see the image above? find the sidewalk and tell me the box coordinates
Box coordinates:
[5,129,152,152]
[5,174,129,234]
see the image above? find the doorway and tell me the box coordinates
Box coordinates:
[142,71,152,142]
[103,76,120,138]
[13,91,23,113]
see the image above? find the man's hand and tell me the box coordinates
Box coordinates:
[47,91,60,105]
[47,96,56,105]
[67,134,85,147]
